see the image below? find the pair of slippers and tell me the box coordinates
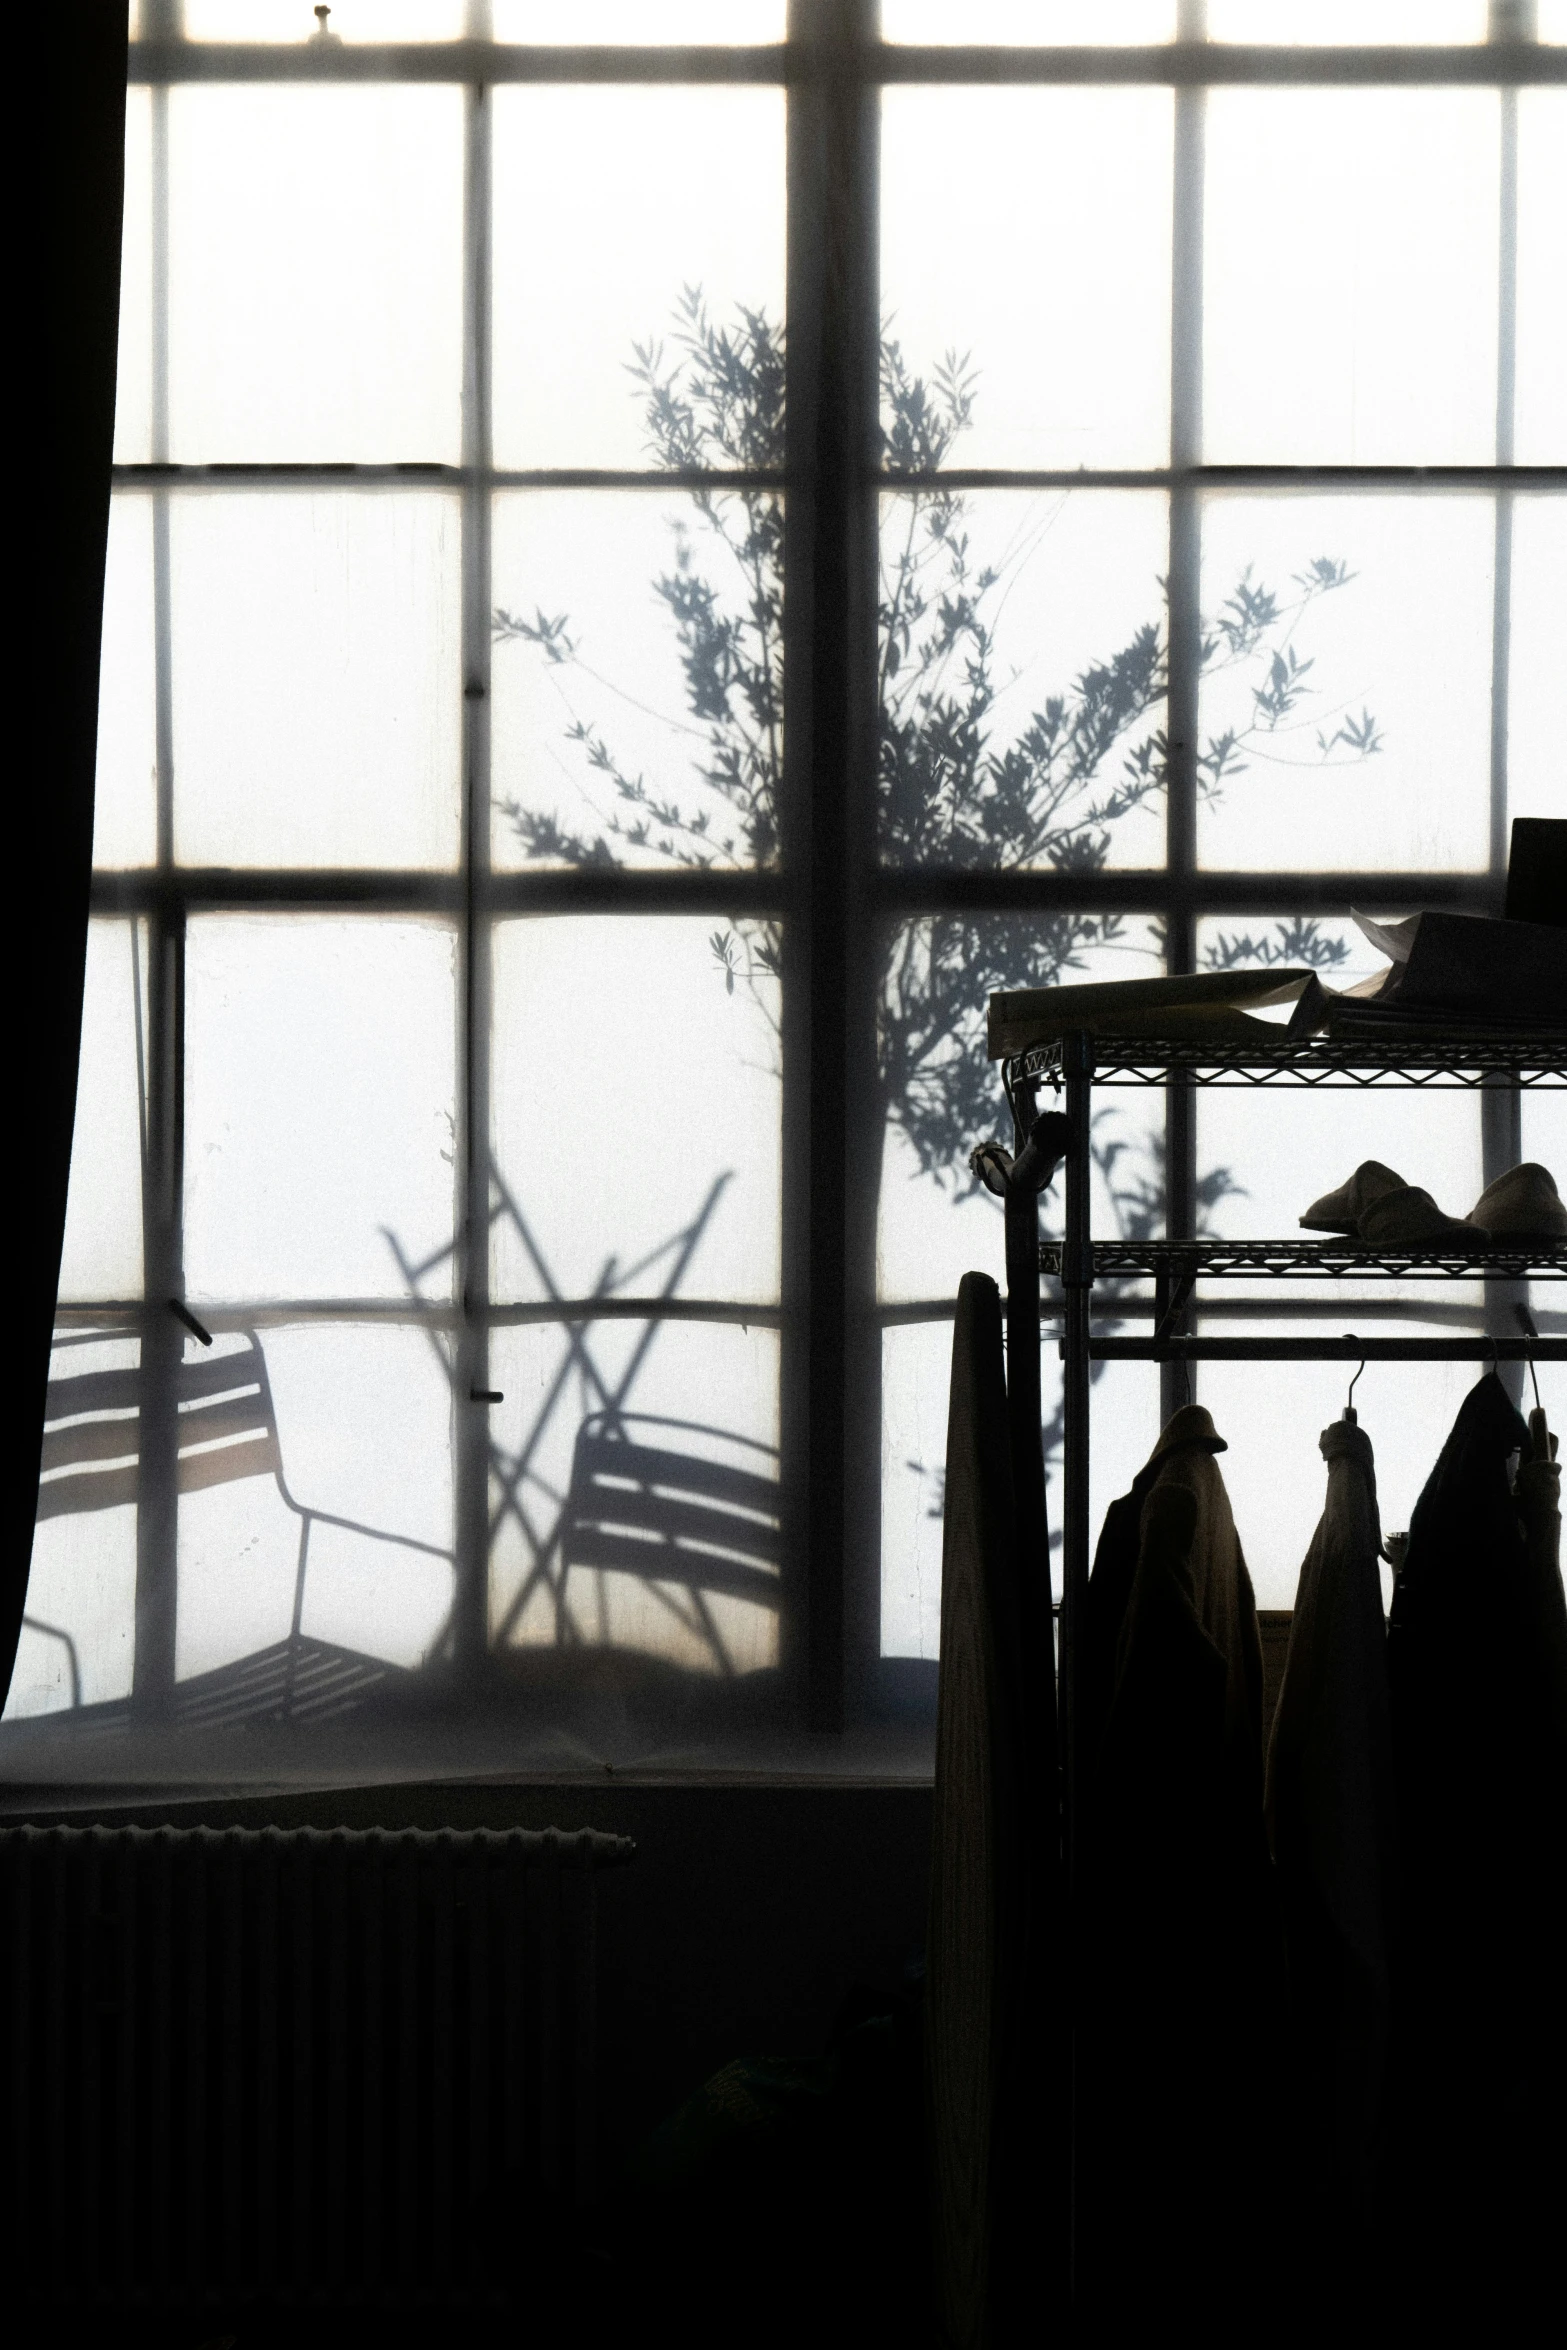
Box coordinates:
[1300,1159,1567,1246]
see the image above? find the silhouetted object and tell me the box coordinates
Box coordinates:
[926,1273,1059,2350]
[557,1411,781,1674]
[35,1331,452,1714]
[1505,815,1567,930]
[1385,1376,1567,2323]
[0,1824,633,2317]
[1076,1404,1285,2330]
[1266,1416,1397,2284]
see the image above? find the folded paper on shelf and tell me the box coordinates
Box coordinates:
[987,969,1316,1061]
[1286,910,1567,1040]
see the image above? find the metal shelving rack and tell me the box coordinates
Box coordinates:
[997,1028,1567,1890]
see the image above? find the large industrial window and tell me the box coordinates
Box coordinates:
[7,2,1563,1775]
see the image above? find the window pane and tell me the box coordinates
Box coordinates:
[94,496,158,871]
[491,491,781,873]
[877,489,1171,871]
[184,917,458,1303]
[884,1,1176,37]
[185,1,467,32]
[493,1,785,34]
[170,493,462,870]
[489,1317,780,1681]
[114,87,153,467]
[1208,1,1485,36]
[490,917,781,1306]
[1542,0,1567,37]
[878,918,1166,1306]
[60,923,147,1306]
[167,88,463,462]
[9,1330,140,1720]
[1196,495,1493,873]
[175,1323,455,1685]
[1204,91,1498,465]
[1509,497,1567,824]
[491,88,785,469]
[1517,92,1567,466]
[880,89,1173,471]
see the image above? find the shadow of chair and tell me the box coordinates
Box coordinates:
[556,1411,782,1677]
[34,1329,451,1719]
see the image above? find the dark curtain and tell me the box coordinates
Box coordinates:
[7,6,128,1700]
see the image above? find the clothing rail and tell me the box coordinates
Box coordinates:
[1077,1335,1567,1362]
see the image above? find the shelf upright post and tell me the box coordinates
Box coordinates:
[1059,1031,1094,1885]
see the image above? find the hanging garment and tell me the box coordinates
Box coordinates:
[1076,1404,1286,2331]
[925,1273,1060,2350]
[1385,1375,1567,2322]
[1266,1417,1397,2276]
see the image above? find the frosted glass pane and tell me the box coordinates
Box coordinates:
[492,491,780,873]
[880,1324,1160,1658]
[171,494,461,870]
[8,1332,140,1720]
[884,1,1175,35]
[492,88,785,469]
[1208,1,1485,34]
[877,490,1171,871]
[1516,93,1567,466]
[1204,91,1498,465]
[878,920,1165,1305]
[175,1324,455,1684]
[494,1,784,33]
[489,1317,780,1677]
[1509,498,1567,824]
[1200,1346,1486,1611]
[185,1,467,32]
[1521,1094,1567,1209]
[1197,496,1493,873]
[167,88,463,463]
[59,923,147,1305]
[94,497,158,871]
[113,88,152,467]
[1542,0,1567,36]
[184,917,458,1303]
[881,89,1172,471]
[490,917,781,1305]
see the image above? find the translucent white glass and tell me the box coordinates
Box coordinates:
[884,1,1176,37]
[491,491,781,873]
[490,916,781,1306]
[493,1,785,33]
[878,920,1165,1305]
[59,923,147,1305]
[1197,495,1494,872]
[881,1326,1160,1658]
[114,87,153,467]
[1509,498,1567,825]
[185,1,467,32]
[1199,1344,1485,1611]
[175,1323,456,1684]
[1204,91,1499,465]
[1542,0,1567,37]
[1208,0,1485,35]
[881,89,1173,471]
[877,491,1171,870]
[170,493,462,869]
[488,1317,780,1676]
[492,88,785,469]
[1520,1094,1567,1217]
[8,1331,140,1720]
[167,87,463,462]
[1516,93,1567,466]
[183,916,459,1302]
[94,497,158,871]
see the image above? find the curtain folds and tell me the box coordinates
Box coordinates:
[8,5,129,1701]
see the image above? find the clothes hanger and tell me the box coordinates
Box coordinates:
[1515,1303,1544,1418]
[1342,1338,1365,1425]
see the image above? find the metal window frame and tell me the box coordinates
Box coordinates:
[98,2,1565,1723]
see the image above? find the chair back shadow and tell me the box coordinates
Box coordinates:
[30,1330,452,1725]
[557,1411,782,1677]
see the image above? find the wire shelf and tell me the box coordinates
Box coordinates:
[1038,1238,1567,1281]
[1008,1036,1567,1090]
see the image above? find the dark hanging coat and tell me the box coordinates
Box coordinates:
[1385,1375,1567,2322]
[1266,1417,1398,2279]
[1076,1404,1286,2332]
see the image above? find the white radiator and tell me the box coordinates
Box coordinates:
[1,1823,634,2312]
